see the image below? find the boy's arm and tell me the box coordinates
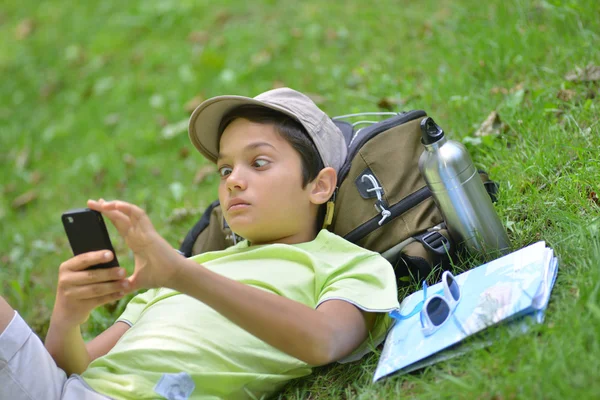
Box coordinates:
[86,321,130,361]
[169,260,375,366]
[45,251,130,375]
[45,321,129,376]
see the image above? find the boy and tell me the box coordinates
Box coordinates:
[0,88,399,399]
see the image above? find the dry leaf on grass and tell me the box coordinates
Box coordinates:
[188,31,208,44]
[115,178,128,192]
[122,153,136,167]
[251,50,271,67]
[184,95,204,113]
[29,171,43,185]
[490,83,523,96]
[12,190,38,209]
[569,286,580,299]
[104,113,120,126]
[156,115,168,127]
[326,28,338,41]
[194,165,217,185]
[130,50,144,65]
[418,21,433,38]
[161,119,189,139]
[15,19,35,40]
[3,183,16,195]
[588,189,599,207]
[490,87,509,95]
[557,89,577,102]
[565,64,600,82]
[377,97,400,111]
[510,83,524,93]
[474,111,505,137]
[179,147,190,159]
[586,88,598,100]
[40,81,62,100]
[94,168,107,185]
[214,11,232,26]
[290,27,303,38]
[15,148,30,170]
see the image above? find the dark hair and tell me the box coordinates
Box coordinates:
[218,105,325,188]
[217,105,328,232]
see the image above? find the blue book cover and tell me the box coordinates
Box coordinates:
[374,241,558,382]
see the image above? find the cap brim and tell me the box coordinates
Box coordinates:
[188,95,301,163]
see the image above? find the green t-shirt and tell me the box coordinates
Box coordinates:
[82,230,399,399]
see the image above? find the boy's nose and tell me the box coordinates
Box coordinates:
[226,168,247,191]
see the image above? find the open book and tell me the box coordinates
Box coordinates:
[374,241,558,381]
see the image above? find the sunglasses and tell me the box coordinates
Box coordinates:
[420,271,462,336]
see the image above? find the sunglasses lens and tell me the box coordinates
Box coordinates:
[446,274,460,301]
[426,297,450,326]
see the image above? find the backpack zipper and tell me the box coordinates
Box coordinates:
[344,185,432,244]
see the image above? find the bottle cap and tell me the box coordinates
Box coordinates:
[420,117,445,145]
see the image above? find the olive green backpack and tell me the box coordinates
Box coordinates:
[179,111,498,283]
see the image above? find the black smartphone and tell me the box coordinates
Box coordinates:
[61,208,119,270]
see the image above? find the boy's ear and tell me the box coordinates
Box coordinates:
[309,167,337,205]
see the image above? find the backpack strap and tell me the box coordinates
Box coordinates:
[179,199,221,257]
[395,229,454,285]
[479,170,499,203]
[413,230,451,256]
[379,225,453,285]
[332,120,354,147]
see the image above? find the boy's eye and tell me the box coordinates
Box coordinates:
[253,159,269,168]
[218,166,232,177]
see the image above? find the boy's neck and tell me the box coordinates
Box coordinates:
[248,229,320,247]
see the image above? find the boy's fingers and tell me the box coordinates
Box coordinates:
[67,267,127,286]
[61,251,114,272]
[70,280,129,300]
[87,199,105,212]
[103,208,131,233]
[88,199,132,233]
[112,200,147,221]
[126,273,144,292]
[89,199,151,230]
[93,291,126,308]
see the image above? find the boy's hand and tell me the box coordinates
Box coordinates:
[53,251,128,327]
[87,199,184,291]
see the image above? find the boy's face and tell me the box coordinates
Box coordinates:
[216,118,318,245]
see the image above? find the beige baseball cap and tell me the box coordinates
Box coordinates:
[188,87,347,173]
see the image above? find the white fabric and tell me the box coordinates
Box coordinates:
[0,311,109,400]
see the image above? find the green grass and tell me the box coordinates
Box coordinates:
[1,0,599,398]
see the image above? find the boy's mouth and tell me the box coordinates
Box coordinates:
[227,198,250,211]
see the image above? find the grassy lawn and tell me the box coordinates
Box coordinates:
[1,0,599,398]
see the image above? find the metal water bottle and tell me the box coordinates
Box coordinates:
[418,117,510,255]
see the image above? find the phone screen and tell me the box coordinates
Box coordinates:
[62,208,119,269]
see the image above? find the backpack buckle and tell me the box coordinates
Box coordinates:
[418,231,450,256]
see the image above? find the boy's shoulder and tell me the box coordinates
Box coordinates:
[292,230,388,268]
[307,229,378,254]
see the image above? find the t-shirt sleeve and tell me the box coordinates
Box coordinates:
[116,289,158,327]
[316,253,400,363]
